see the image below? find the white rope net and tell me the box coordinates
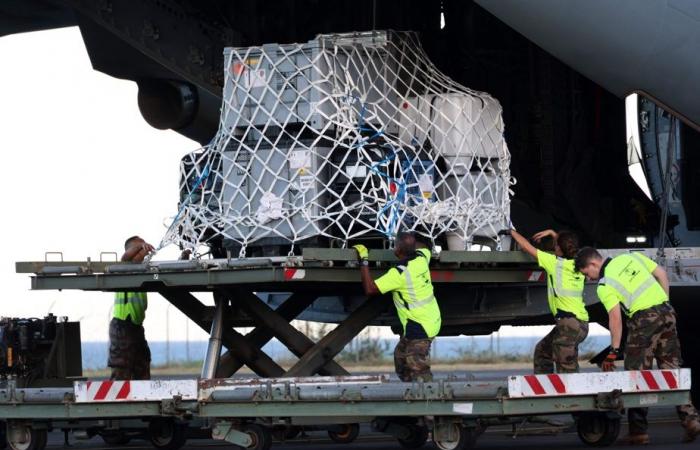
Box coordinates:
[163,31,513,256]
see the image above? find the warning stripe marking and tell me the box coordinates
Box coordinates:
[641,371,660,390]
[93,380,113,401]
[509,369,689,398]
[115,381,131,399]
[284,268,305,280]
[547,374,566,394]
[524,375,546,395]
[527,271,545,282]
[662,370,678,389]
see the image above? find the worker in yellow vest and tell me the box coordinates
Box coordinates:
[508,228,589,373]
[108,236,153,380]
[576,247,700,444]
[354,232,441,382]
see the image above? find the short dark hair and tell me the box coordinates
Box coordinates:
[395,231,417,255]
[124,235,142,250]
[557,230,580,259]
[574,246,602,271]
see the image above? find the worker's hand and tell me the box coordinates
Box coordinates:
[601,349,619,372]
[352,244,369,261]
[532,229,556,242]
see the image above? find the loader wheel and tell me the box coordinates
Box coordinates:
[577,412,621,447]
[397,424,429,448]
[241,424,272,450]
[328,423,360,444]
[149,418,187,450]
[6,425,47,450]
[101,431,131,446]
[433,423,476,450]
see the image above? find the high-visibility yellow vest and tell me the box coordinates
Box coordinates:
[597,253,667,317]
[375,248,442,338]
[537,251,588,321]
[113,292,148,325]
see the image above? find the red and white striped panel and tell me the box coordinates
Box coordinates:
[526,271,545,282]
[74,379,198,403]
[508,369,691,398]
[284,268,306,281]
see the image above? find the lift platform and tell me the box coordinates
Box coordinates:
[9,248,700,449]
[0,370,692,449]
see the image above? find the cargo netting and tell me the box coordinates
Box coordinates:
[162,31,513,256]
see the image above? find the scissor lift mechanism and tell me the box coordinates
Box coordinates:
[10,248,700,449]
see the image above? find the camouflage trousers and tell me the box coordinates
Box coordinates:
[108,318,151,380]
[534,317,588,374]
[624,303,699,434]
[394,337,433,382]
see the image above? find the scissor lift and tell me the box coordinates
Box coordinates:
[9,247,700,449]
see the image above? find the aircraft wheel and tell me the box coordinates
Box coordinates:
[577,412,620,447]
[328,423,360,444]
[149,418,187,450]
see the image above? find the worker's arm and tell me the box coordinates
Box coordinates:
[359,264,381,296]
[532,229,558,243]
[652,266,670,297]
[510,229,538,259]
[121,242,154,262]
[608,304,623,349]
[353,244,381,296]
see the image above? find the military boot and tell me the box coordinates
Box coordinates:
[682,420,700,443]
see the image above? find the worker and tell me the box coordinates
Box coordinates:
[507,228,588,373]
[575,247,700,444]
[108,236,153,380]
[353,232,441,382]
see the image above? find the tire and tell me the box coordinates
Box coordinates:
[398,424,429,449]
[241,424,272,450]
[433,424,476,450]
[271,425,300,442]
[101,431,131,446]
[0,422,7,450]
[328,423,360,444]
[6,427,47,450]
[148,419,187,450]
[577,412,621,447]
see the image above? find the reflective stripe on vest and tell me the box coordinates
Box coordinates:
[393,264,437,312]
[553,258,581,297]
[114,292,147,325]
[599,274,657,311]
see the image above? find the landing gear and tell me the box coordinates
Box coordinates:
[327,423,360,444]
[576,412,621,447]
[148,418,187,450]
[241,424,272,450]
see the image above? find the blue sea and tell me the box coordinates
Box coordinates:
[80,335,610,370]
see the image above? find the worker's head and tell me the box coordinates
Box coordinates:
[394,231,417,259]
[555,231,579,259]
[124,235,145,251]
[574,247,604,280]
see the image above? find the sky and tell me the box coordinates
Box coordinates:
[0,27,607,343]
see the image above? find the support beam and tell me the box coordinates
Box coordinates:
[284,297,389,377]
[216,292,317,377]
[201,296,226,379]
[157,289,285,377]
[220,289,349,376]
